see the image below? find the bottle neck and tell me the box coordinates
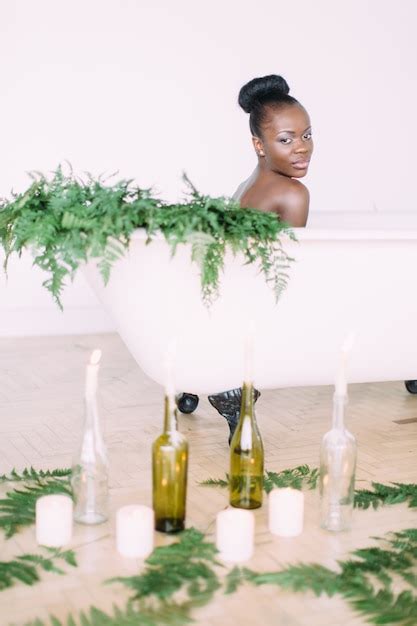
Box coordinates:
[241,381,255,419]
[332,392,347,430]
[163,394,178,433]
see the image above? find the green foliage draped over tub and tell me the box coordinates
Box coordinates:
[0,167,295,308]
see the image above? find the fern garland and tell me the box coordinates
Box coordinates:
[3,465,417,625]
[0,167,295,309]
[201,465,417,511]
[0,547,76,591]
[1,463,415,543]
[25,527,417,626]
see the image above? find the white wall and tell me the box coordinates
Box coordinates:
[1,0,416,336]
[0,251,115,336]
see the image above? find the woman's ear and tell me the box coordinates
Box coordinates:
[252,136,265,158]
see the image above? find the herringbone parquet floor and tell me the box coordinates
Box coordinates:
[1,333,416,625]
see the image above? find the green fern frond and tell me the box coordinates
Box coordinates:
[348,587,417,625]
[235,526,417,625]
[251,564,341,597]
[354,481,417,510]
[199,476,229,488]
[24,601,193,626]
[199,465,319,493]
[264,465,318,493]
[108,528,220,605]
[0,466,71,483]
[0,548,77,591]
[200,469,417,509]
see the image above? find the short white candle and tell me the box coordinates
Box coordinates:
[216,508,254,562]
[116,505,154,559]
[36,494,73,547]
[268,488,304,537]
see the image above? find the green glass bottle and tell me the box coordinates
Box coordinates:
[152,393,188,532]
[229,382,264,509]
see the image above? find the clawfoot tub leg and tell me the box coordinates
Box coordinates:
[404,380,417,394]
[176,393,200,414]
[208,387,261,445]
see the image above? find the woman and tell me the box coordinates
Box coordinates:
[234,74,313,227]
[179,75,313,442]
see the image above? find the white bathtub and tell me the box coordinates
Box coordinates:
[83,212,417,393]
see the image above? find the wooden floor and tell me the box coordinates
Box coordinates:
[1,333,417,626]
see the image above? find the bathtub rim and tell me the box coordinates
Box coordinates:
[130,227,417,242]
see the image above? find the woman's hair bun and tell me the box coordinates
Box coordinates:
[238,75,290,113]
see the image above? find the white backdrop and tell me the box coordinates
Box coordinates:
[1,0,416,336]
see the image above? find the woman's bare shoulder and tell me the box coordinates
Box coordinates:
[263,178,309,226]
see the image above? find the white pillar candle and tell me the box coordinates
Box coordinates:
[116,505,154,559]
[36,494,73,547]
[216,508,254,562]
[85,349,102,399]
[268,488,304,537]
[335,332,355,396]
[164,338,177,398]
[244,321,255,383]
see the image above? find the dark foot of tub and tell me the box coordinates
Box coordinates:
[176,393,200,413]
[404,380,417,395]
[208,387,261,445]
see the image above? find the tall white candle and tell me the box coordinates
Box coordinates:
[85,349,102,398]
[335,332,355,396]
[164,339,177,399]
[216,508,254,562]
[244,321,255,383]
[268,488,304,537]
[36,494,73,547]
[116,505,154,558]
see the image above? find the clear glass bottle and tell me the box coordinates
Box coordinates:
[319,392,357,531]
[229,381,264,509]
[152,393,188,533]
[71,385,109,524]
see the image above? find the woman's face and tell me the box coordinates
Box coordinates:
[254,104,313,178]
